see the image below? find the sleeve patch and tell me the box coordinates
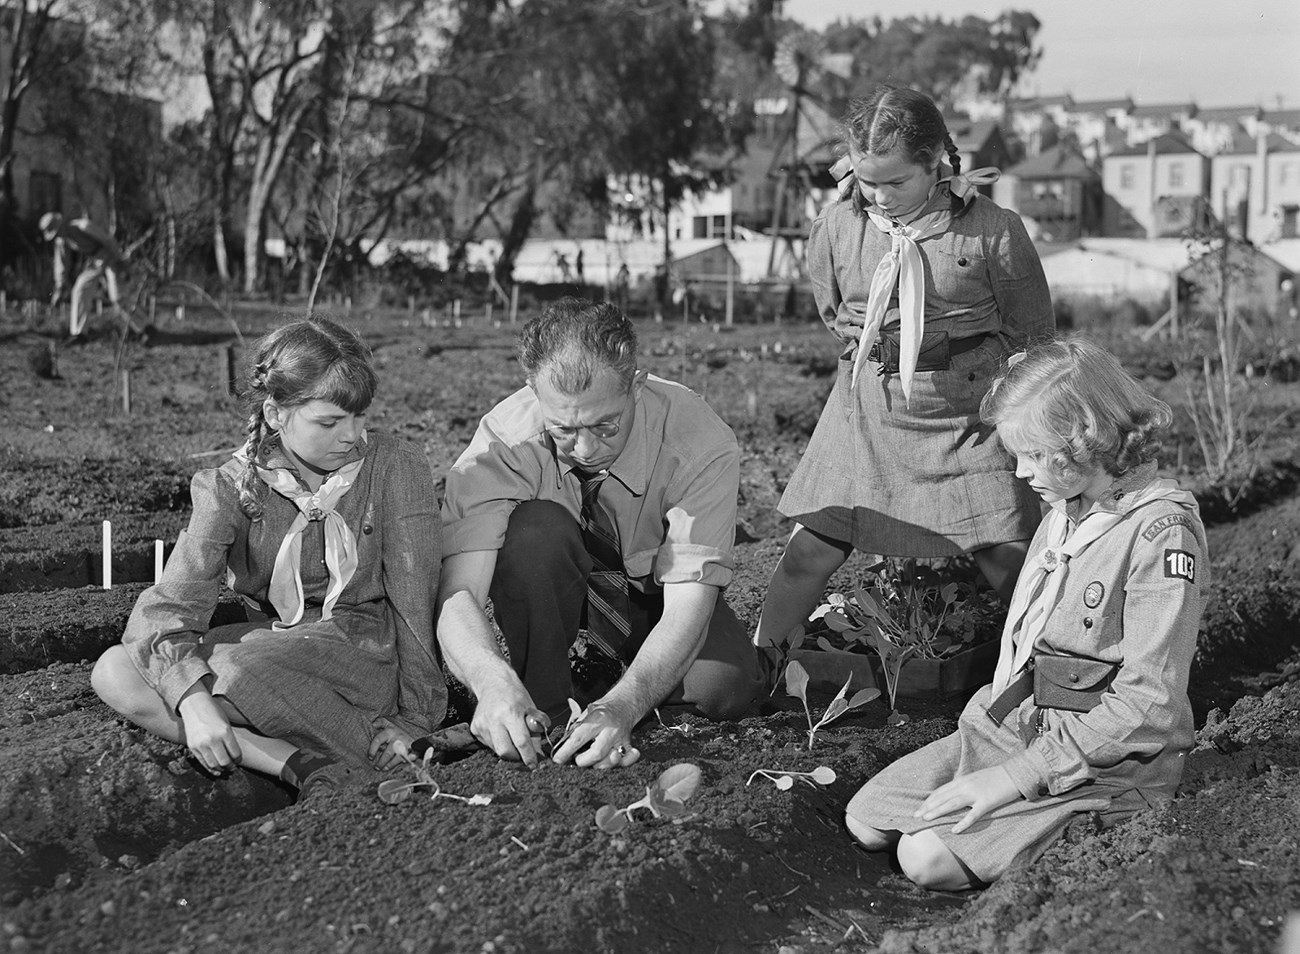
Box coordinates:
[1163,549,1197,583]
[1142,513,1194,541]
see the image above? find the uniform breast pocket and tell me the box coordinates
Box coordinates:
[1077,611,1119,653]
[928,245,990,309]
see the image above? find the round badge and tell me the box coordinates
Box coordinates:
[1083,582,1105,608]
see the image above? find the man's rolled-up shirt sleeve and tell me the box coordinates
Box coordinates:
[649,439,740,588]
[441,412,548,555]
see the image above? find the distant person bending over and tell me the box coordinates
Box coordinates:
[92,318,445,799]
[39,212,130,339]
[614,263,631,311]
[753,83,1056,653]
[430,297,764,769]
[845,337,1209,890]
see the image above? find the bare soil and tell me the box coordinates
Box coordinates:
[2,304,1299,954]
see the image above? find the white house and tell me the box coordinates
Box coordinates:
[1103,133,1210,237]
[1210,132,1300,244]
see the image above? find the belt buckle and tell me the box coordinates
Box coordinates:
[866,340,881,364]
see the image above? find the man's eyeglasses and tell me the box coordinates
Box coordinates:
[544,420,622,442]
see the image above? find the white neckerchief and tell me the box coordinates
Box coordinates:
[989,477,1197,695]
[828,158,1000,402]
[254,457,364,629]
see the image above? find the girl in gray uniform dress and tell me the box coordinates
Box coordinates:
[92,318,445,798]
[846,337,1208,889]
[754,84,1054,651]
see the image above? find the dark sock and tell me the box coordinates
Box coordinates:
[280,749,335,789]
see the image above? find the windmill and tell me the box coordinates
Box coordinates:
[764,29,833,278]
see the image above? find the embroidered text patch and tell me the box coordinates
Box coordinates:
[1142,513,1194,542]
[1164,548,1197,583]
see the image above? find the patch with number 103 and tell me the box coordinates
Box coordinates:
[1164,548,1196,582]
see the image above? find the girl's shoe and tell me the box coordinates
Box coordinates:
[297,762,357,802]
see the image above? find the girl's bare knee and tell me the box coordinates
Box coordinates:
[897,831,974,890]
[845,813,893,850]
[785,527,851,578]
[91,646,149,715]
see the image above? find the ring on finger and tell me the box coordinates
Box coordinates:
[615,744,627,757]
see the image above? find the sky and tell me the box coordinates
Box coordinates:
[773,0,1300,109]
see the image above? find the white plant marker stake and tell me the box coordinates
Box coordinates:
[102,520,112,590]
[154,540,165,582]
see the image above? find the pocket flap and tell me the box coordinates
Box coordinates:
[1035,656,1117,693]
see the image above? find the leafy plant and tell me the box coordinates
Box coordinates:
[747,766,837,790]
[377,749,496,806]
[593,763,703,833]
[784,662,879,750]
[810,558,1002,712]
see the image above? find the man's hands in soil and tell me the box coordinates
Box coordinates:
[552,699,641,770]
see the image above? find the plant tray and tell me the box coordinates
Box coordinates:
[876,639,999,701]
[787,647,880,696]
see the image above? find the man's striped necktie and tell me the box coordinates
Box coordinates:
[575,468,632,658]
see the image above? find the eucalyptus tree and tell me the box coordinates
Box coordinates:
[824,10,1042,108]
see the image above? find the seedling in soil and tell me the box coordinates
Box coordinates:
[377,749,495,806]
[540,698,586,756]
[785,661,880,750]
[746,766,837,790]
[655,708,694,736]
[594,763,703,833]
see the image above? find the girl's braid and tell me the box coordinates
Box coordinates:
[943,134,962,175]
[236,363,273,520]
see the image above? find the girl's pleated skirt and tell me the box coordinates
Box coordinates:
[778,338,1041,556]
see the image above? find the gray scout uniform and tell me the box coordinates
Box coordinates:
[780,186,1054,555]
[122,432,446,766]
[846,464,1209,884]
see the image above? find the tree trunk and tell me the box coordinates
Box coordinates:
[495,181,539,288]
[660,180,673,307]
[213,213,230,283]
[242,100,310,295]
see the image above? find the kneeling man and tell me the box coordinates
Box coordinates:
[438,297,763,769]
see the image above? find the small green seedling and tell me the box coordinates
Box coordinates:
[785,661,880,750]
[594,763,703,834]
[655,708,694,736]
[746,766,837,790]
[377,749,495,806]
[535,698,586,757]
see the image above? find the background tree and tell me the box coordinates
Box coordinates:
[823,10,1041,107]
[0,0,82,264]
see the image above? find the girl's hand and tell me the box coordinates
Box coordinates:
[177,690,241,774]
[917,765,1021,834]
[369,722,415,770]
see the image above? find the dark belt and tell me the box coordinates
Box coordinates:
[867,331,993,373]
[986,664,1034,726]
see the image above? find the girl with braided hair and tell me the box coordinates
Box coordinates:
[93,317,445,798]
[755,83,1055,652]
